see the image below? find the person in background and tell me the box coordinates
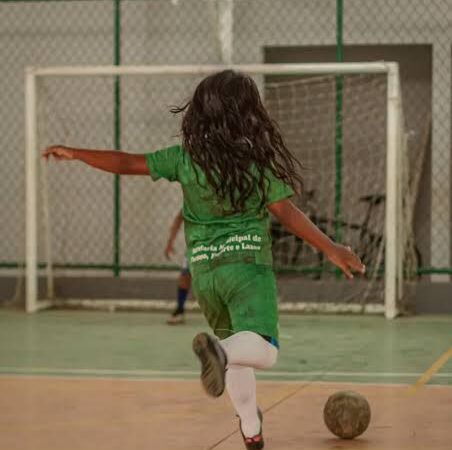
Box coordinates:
[164,210,191,325]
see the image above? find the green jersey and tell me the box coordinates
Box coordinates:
[145,145,293,271]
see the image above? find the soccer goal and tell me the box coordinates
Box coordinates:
[24,63,414,318]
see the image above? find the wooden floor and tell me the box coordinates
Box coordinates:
[1,376,451,450]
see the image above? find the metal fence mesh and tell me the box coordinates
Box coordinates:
[345,0,451,278]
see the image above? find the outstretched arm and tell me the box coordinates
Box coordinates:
[43,145,150,176]
[268,198,365,279]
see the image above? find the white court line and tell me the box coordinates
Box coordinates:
[0,367,451,379]
[2,374,451,389]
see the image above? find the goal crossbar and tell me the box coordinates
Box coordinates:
[27,62,395,78]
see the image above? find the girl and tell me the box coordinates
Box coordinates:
[44,69,364,450]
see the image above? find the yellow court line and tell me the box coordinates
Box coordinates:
[408,347,452,394]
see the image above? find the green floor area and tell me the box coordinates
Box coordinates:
[0,310,451,385]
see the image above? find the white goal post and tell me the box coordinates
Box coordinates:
[24,63,404,318]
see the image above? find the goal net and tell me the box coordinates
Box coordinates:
[24,63,414,317]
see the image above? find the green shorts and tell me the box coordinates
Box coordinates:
[191,263,279,342]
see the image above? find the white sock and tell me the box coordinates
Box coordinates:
[226,365,261,438]
[220,331,278,369]
[220,332,278,437]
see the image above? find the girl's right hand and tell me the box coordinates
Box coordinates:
[164,239,176,260]
[43,145,75,161]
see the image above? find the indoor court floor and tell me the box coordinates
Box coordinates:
[0,310,451,450]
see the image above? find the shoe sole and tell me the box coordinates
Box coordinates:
[192,332,226,398]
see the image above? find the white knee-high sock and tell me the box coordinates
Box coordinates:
[226,365,261,438]
[220,331,278,369]
[220,332,278,437]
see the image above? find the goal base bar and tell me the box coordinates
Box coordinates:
[26,299,53,313]
[51,298,385,315]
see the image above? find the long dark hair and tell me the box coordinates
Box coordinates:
[171,70,303,213]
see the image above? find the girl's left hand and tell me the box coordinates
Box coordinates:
[327,243,366,279]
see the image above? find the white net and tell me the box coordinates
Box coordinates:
[29,68,415,312]
[267,74,387,304]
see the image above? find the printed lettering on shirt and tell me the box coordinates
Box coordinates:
[190,234,262,263]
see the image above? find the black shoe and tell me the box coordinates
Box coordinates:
[239,408,264,450]
[192,332,227,397]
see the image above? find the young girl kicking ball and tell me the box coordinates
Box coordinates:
[44,69,364,450]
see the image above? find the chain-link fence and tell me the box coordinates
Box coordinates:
[345,0,451,281]
[1,0,451,303]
